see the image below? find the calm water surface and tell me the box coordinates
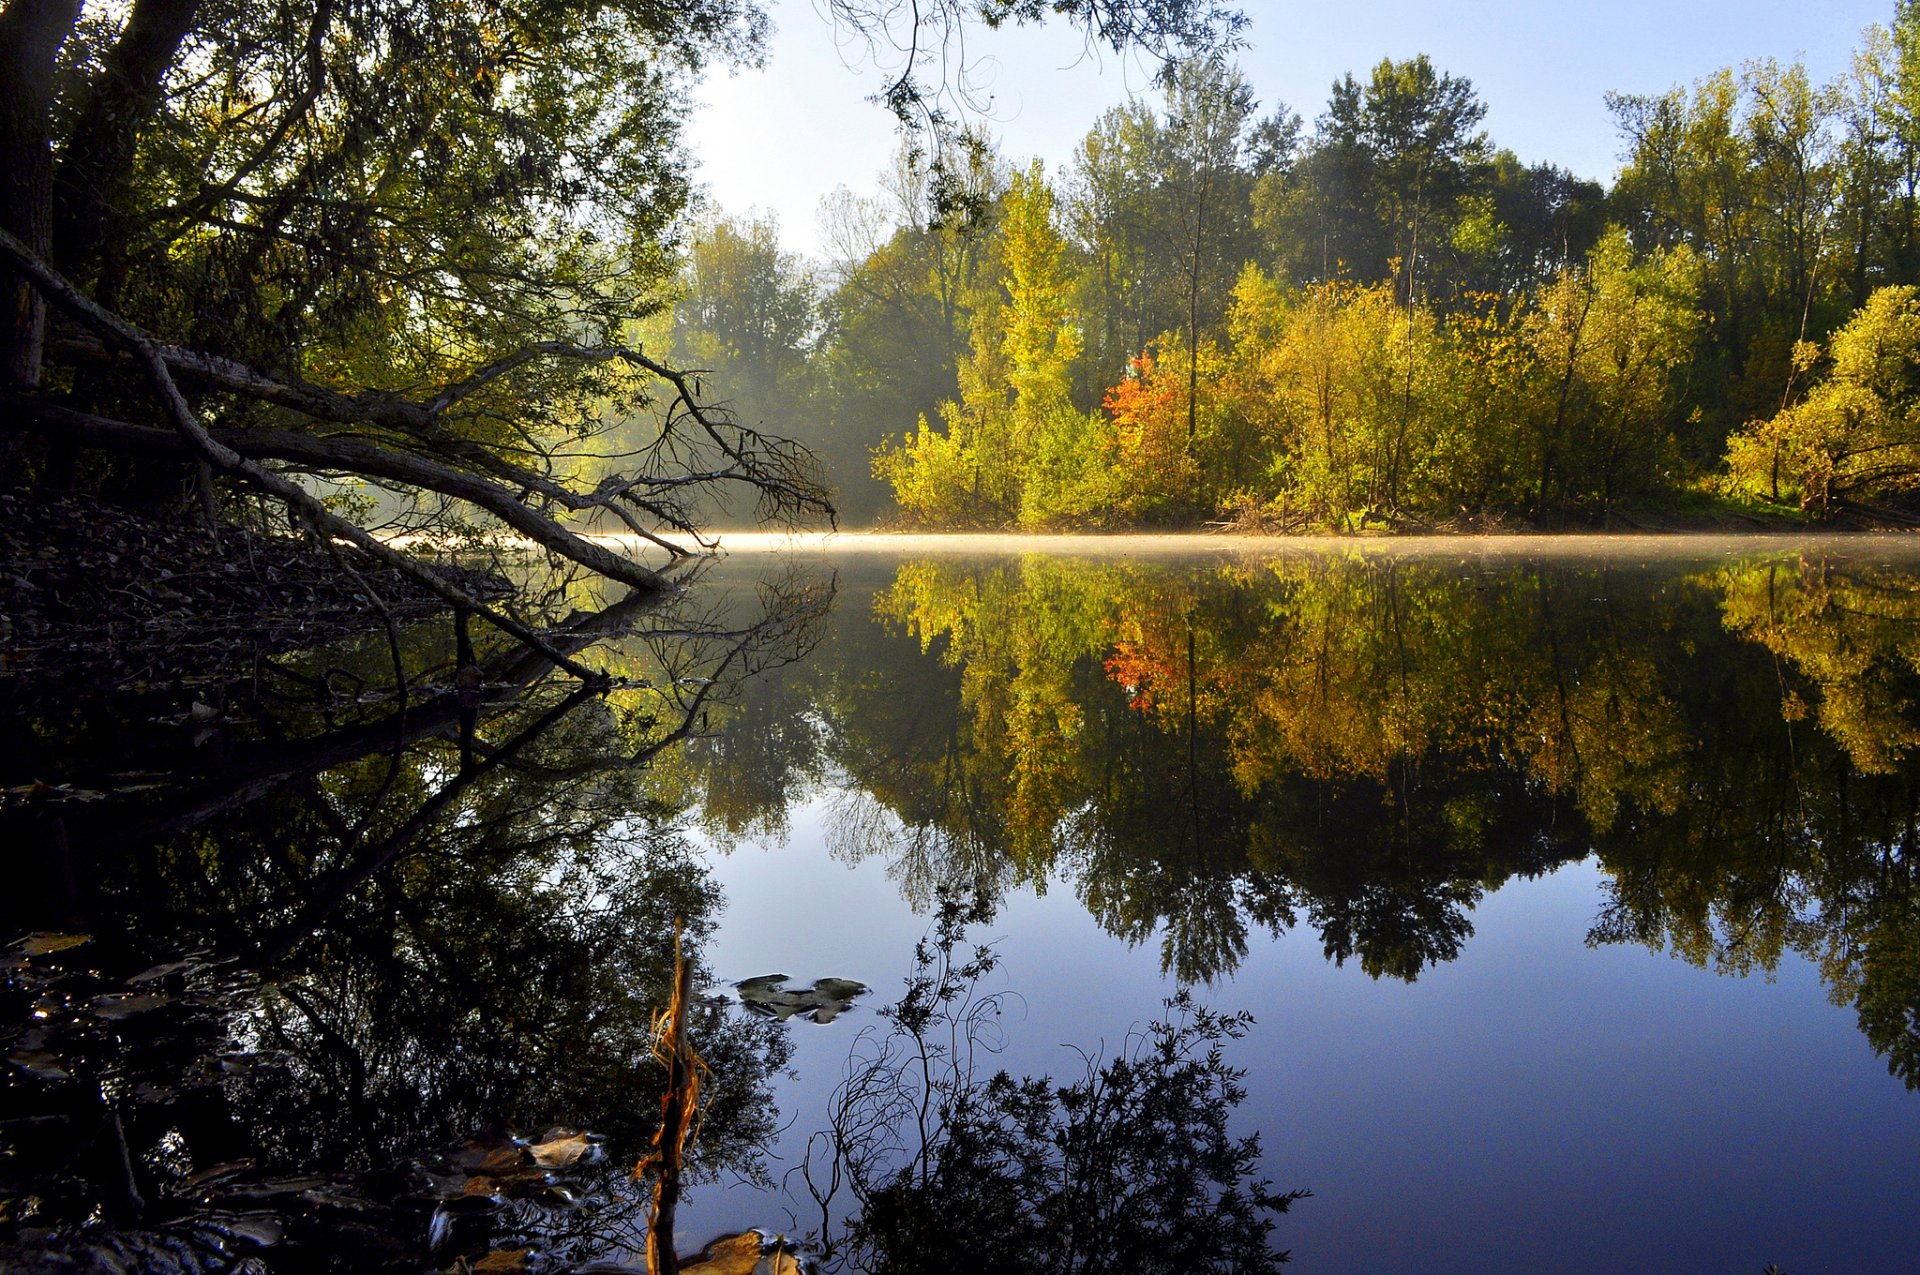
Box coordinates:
[683,538,1920,1271]
[5,536,1920,1271]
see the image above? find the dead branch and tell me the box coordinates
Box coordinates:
[637,921,702,1275]
[3,393,690,587]
[46,331,837,534]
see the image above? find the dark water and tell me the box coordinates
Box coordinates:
[7,539,1920,1270]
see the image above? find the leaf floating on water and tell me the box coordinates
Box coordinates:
[128,959,195,985]
[6,1048,69,1081]
[472,1246,530,1273]
[90,992,172,1019]
[2,784,109,804]
[219,1175,330,1205]
[526,1132,597,1169]
[185,1161,255,1189]
[732,974,789,996]
[733,975,868,1025]
[681,1230,805,1275]
[14,932,91,956]
[479,1146,525,1176]
[200,1210,285,1248]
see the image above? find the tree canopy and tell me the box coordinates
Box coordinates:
[619,5,1920,530]
[0,0,1244,675]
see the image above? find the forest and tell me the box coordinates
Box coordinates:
[652,2,1920,529]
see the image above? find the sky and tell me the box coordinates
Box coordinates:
[686,0,1895,260]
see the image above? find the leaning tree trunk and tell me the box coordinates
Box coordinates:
[0,0,83,389]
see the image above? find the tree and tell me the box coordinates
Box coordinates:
[1455,151,1605,299]
[1,0,1239,669]
[1065,56,1262,419]
[1520,228,1703,515]
[876,162,1111,526]
[820,139,1001,522]
[0,0,830,682]
[1726,283,1920,512]
[1260,56,1490,302]
[1351,55,1490,304]
[1156,56,1260,441]
[672,216,819,419]
[656,212,824,522]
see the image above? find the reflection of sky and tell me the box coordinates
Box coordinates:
[691,789,1920,1270]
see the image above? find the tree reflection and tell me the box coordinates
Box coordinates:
[0,573,830,1268]
[676,549,1920,1089]
[798,899,1307,1273]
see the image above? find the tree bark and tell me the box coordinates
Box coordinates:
[0,0,83,388]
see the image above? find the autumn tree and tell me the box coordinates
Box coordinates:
[657,213,824,523]
[819,137,1002,522]
[1259,56,1491,301]
[0,0,1243,666]
[876,162,1108,526]
[1726,283,1920,512]
[1065,56,1266,410]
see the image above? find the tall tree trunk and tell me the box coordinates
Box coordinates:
[0,0,83,389]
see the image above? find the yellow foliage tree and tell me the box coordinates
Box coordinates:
[1726,284,1920,513]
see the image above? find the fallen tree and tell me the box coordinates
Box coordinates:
[0,0,843,682]
[3,223,808,680]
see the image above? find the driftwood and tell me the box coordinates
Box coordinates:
[638,921,703,1275]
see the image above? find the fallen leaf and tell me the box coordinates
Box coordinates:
[8,1048,70,1081]
[90,992,172,1019]
[681,1231,764,1275]
[15,933,90,956]
[735,975,867,1025]
[682,1230,805,1275]
[527,1133,594,1169]
[480,1146,525,1175]
[129,959,194,985]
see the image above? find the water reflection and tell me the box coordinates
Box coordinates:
[9,541,1920,1269]
[679,549,1920,1090]
[788,897,1307,1273]
[0,578,826,1269]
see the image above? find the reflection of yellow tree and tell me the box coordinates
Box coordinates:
[1718,556,1920,773]
[672,549,1920,1080]
[869,554,1675,981]
[878,557,1126,873]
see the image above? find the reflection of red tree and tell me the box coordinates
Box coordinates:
[1103,644,1165,712]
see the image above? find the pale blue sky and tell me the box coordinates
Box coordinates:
[689,0,1894,259]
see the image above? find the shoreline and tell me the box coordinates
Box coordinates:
[589,527,1920,560]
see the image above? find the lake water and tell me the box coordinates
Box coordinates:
[6,536,1920,1271]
